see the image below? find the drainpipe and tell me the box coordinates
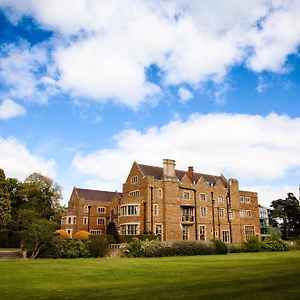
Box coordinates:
[87,204,91,233]
[150,186,154,234]
[226,193,233,243]
[217,207,221,240]
[211,192,215,240]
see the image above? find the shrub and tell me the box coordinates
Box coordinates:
[39,236,90,258]
[229,244,244,253]
[126,239,216,258]
[243,236,260,252]
[73,230,89,241]
[261,238,289,252]
[120,234,160,244]
[54,229,69,239]
[106,222,120,243]
[0,230,21,248]
[212,239,228,254]
[88,236,110,257]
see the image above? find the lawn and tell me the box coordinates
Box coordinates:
[0,251,300,300]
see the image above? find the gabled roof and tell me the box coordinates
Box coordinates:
[75,188,122,202]
[138,163,228,187]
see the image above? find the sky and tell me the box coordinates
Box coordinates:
[0,0,300,207]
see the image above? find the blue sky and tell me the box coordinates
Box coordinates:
[0,0,300,206]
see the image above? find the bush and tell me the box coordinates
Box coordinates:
[73,230,89,241]
[88,236,110,258]
[54,229,69,239]
[125,239,216,258]
[260,238,289,252]
[0,230,21,248]
[212,239,228,254]
[229,244,244,253]
[120,234,160,244]
[39,236,90,258]
[106,222,120,243]
[243,236,260,252]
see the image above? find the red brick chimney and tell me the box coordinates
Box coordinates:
[187,166,194,182]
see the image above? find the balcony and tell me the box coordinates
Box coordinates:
[182,215,195,223]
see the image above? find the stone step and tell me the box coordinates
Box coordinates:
[0,250,24,259]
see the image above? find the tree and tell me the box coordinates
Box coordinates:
[0,169,11,227]
[18,209,58,259]
[6,177,25,219]
[22,173,64,222]
[270,193,300,240]
[106,221,120,243]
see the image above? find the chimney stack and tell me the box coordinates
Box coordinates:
[162,159,178,182]
[187,166,194,182]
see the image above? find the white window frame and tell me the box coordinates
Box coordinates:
[97,217,105,226]
[218,195,224,203]
[183,191,190,200]
[218,208,225,218]
[200,206,207,217]
[240,196,245,203]
[182,225,189,240]
[97,207,106,214]
[153,204,159,216]
[240,210,252,217]
[229,211,234,220]
[222,230,230,243]
[157,188,163,198]
[129,190,140,197]
[199,225,206,241]
[245,196,251,203]
[155,224,162,235]
[90,230,102,235]
[131,176,138,184]
[120,204,139,216]
[244,225,255,240]
[83,217,88,225]
[200,193,206,201]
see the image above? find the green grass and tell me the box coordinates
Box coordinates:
[0,251,300,300]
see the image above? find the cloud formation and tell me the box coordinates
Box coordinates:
[0,98,26,119]
[71,113,300,194]
[0,136,56,179]
[0,0,300,107]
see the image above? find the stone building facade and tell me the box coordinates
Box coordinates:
[61,159,260,243]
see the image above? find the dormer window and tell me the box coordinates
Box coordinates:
[131,176,138,184]
[183,191,190,200]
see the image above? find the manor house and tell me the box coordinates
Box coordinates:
[61,159,260,243]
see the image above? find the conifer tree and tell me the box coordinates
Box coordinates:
[0,168,12,227]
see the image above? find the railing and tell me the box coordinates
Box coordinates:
[182,215,195,222]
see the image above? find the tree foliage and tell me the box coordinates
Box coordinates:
[0,169,11,227]
[270,193,300,240]
[106,221,120,243]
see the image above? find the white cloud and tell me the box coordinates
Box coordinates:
[178,87,193,103]
[71,112,300,194]
[0,136,56,180]
[0,98,26,120]
[1,1,300,107]
[244,184,299,208]
[0,42,59,103]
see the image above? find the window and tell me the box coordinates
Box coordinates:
[245,225,255,240]
[218,195,224,203]
[228,211,234,219]
[240,210,252,217]
[240,196,245,203]
[199,225,205,241]
[73,217,77,224]
[153,204,159,216]
[222,230,230,243]
[97,218,105,225]
[218,208,225,218]
[90,230,102,235]
[131,176,138,184]
[245,197,251,203]
[83,217,88,225]
[200,207,207,217]
[120,205,139,216]
[127,224,138,235]
[129,190,140,197]
[83,205,89,213]
[182,225,189,240]
[155,224,162,235]
[157,188,163,198]
[183,191,190,200]
[98,207,106,214]
[68,217,72,224]
[200,193,206,201]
